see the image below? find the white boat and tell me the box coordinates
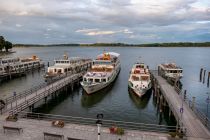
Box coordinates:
[0,56,44,78]
[158,63,183,81]
[44,54,92,82]
[81,52,121,94]
[128,62,151,97]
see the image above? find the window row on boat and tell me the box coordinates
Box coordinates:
[83,77,107,83]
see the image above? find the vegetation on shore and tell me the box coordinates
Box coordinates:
[14,42,210,47]
[0,36,13,52]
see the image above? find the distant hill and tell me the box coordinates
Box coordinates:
[14,42,210,47]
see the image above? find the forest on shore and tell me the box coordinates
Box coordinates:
[14,42,210,47]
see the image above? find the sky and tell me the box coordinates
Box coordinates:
[0,0,210,44]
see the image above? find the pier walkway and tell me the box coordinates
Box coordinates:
[151,70,210,139]
[0,72,84,115]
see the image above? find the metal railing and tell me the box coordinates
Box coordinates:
[178,89,210,130]
[8,73,82,115]
[4,82,47,105]
[17,111,183,134]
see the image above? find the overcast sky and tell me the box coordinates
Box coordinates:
[0,0,210,44]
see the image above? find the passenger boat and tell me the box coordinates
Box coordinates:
[0,56,44,78]
[44,54,92,82]
[128,62,151,97]
[158,63,183,81]
[80,52,121,94]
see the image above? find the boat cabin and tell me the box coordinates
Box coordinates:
[158,63,183,79]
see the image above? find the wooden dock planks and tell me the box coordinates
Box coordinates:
[151,70,210,139]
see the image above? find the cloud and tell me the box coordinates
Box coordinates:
[0,0,210,44]
[75,28,133,36]
[15,24,23,27]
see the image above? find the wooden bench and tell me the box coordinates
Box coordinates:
[44,132,64,140]
[3,126,23,134]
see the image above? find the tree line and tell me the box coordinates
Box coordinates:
[0,36,13,52]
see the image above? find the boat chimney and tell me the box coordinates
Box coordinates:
[63,53,68,60]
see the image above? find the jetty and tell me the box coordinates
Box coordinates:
[151,70,210,139]
[0,72,85,115]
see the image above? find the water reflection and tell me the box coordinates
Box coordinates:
[81,83,114,108]
[128,88,152,109]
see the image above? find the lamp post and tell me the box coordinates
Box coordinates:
[96,114,103,140]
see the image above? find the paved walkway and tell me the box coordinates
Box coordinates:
[0,116,171,140]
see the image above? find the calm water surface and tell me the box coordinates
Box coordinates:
[1,47,210,125]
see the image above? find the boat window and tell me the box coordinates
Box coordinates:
[58,69,62,73]
[141,76,149,81]
[24,64,28,66]
[64,69,67,72]
[68,68,70,71]
[102,78,106,82]
[95,79,100,83]
[84,78,87,82]
[89,78,93,82]
[19,65,23,67]
[54,69,57,72]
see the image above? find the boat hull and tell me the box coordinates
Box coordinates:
[81,66,120,94]
[128,82,151,98]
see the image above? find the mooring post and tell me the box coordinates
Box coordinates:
[184,90,187,101]
[71,84,74,92]
[169,108,171,117]
[203,70,206,83]
[207,72,210,88]
[159,95,163,113]
[44,97,47,104]
[157,86,160,104]
[192,97,196,110]
[200,68,203,82]
[47,62,49,67]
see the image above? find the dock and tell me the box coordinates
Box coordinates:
[0,71,85,115]
[151,70,210,139]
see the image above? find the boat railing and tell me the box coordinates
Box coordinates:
[17,111,185,134]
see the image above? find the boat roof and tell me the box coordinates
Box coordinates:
[48,65,71,69]
[54,57,83,61]
[97,52,120,58]
[159,63,182,69]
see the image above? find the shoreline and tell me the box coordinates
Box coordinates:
[13,45,210,48]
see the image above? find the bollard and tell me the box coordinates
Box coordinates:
[47,62,49,67]
[200,68,203,82]
[203,70,206,83]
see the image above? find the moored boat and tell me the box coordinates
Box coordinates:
[80,52,121,94]
[44,54,92,82]
[128,62,151,97]
[158,63,183,81]
[0,55,44,79]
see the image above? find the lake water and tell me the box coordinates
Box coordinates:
[1,46,210,126]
